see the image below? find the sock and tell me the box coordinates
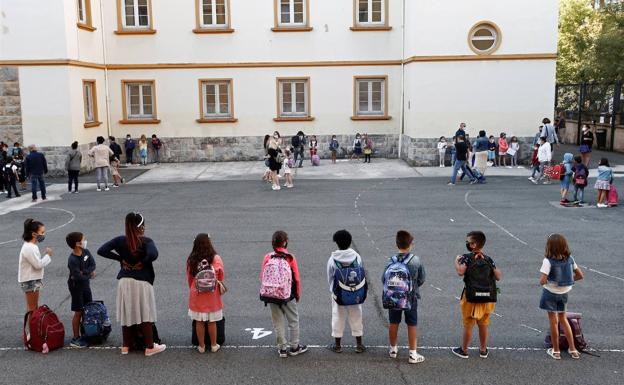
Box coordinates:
[390,345,398,352]
[409,349,417,356]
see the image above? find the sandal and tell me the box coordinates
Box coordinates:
[568,349,581,359]
[327,344,342,353]
[547,348,561,360]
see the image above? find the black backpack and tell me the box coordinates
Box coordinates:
[291,135,301,148]
[463,253,497,303]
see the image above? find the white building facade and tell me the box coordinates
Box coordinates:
[0,0,558,170]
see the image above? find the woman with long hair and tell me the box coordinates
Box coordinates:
[262,134,272,182]
[98,213,166,356]
[267,131,283,191]
[186,234,225,353]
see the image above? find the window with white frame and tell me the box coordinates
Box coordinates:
[279,79,309,117]
[200,0,228,28]
[126,82,154,119]
[77,0,87,23]
[357,0,384,25]
[201,80,232,118]
[123,0,150,28]
[468,22,501,55]
[278,0,306,26]
[83,81,97,122]
[356,78,385,116]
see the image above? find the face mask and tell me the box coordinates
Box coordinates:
[36,234,45,243]
[81,240,88,249]
[465,242,472,252]
[274,135,279,139]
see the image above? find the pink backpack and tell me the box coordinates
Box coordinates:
[259,253,292,305]
[608,184,618,206]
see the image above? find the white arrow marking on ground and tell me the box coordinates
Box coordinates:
[245,328,273,340]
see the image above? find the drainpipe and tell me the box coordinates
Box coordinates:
[99,0,112,138]
[398,0,406,159]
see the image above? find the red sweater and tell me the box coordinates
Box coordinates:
[187,255,224,313]
[261,247,301,301]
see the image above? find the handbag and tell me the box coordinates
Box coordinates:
[217,281,227,295]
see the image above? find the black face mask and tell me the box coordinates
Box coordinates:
[465,242,473,252]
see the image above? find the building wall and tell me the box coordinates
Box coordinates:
[0,67,23,144]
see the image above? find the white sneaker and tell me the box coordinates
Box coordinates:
[145,343,166,357]
[104,187,110,191]
[409,351,425,364]
[507,166,513,169]
[96,187,101,192]
[210,344,221,353]
[597,203,608,208]
[197,345,206,354]
[389,346,398,359]
[528,177,534,180]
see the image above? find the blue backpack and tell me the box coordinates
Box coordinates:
[81,301,112,343]
[382,254,414,310]
[332,260,367,306]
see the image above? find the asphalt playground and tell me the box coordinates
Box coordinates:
[0,160,623,385]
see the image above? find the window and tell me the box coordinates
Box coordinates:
[197,79,237,123]
[82,80,100,127]
[77,0,95,31]
[116,0,155,34]
[468,21,501,55]
[275,78,313,121]
[352,76,390,120]
[121,80,160,124]
[194,0,233,33]
[352,0,390,30]
[273,0,311,31]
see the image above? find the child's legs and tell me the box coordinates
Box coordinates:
[195,321,206,348]
[271,170,279,186]
[140,322,154,349]
[283,301,300,348]
[122,326,132,348]
[477,324,489,351]
[25,290,39,312]
[347,304,364,338]
[461,322,475,352]
[547,312,560,352]
[208,321,217,347]
[407,325,417,350]
[558,313,576,351]
[388,323,400,347]
[331,301,347,339]
[578,187,585,202]
[72,311,82,338]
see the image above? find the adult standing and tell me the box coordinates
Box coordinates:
[25,144,48,202]
[455,123,467,142]
[448,136,474,185]
[579,124,594,167]
[540,118,559,153]
[97,213,166,356]
[473,130,489,175]
[124,135,136,166]
[556,112,566,143]
[151,134,162,164]
[65,141,82,194]
[11,142,26,190]
[268,131,283,191]
[109,136,123,162]
[291,131,306,168]
[88,136,114,192]
[363,133,374,163]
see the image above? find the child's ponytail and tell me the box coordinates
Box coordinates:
[22,218,43,241]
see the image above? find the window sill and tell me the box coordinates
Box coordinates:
[271,26,313,32]
[83,121,102,128]
[273,116,315,122]
[351,115,392,121]
[77,23,97,32]
[196,117,238,123]
[119,119,161,124]
[193,28,235,34]
[350,26,392,32]
[114,29,157,35]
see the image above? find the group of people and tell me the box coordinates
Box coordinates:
[0,141,28,199]
[17,213,584,362]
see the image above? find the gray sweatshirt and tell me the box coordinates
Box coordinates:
[327,248,363,293]
[65,149,82,171]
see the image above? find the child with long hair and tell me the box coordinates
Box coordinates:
[594,157,613,208]
[18,219,52,312]
[498,133,508,167]
[283,148,294,188]
[539,234,583,360]
[262,134,272,182]
[187,233,224,354]
[508,136,520,168]
[437,137,448,167]
[139,135,148,166]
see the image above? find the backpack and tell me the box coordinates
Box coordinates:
[259,253,293,305]
[574,166,588,186]
[549,163,564,180]
[463,253,497,303]
[608,184,619,206]
[312,154,320,166]
[291,135,301,148]
[23,305,65,353]
[382,254,415,310]
[544,312,588,352]
[332,259,367,306]
[81,301,112,344]
[194,259,217,293]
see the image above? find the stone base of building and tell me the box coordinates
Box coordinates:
[0,67,23,145]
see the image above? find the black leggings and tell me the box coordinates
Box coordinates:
[68,170,79,192]
[364,154,371,163]
[122,322,154,349]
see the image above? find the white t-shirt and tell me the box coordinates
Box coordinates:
[540,257,578,294]
[283,158,291,174]
[437,142,447,151]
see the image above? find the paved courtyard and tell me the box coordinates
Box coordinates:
[0,161,622,385]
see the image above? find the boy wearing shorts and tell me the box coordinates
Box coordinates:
[66,232,96,348]
[452,231,502,359]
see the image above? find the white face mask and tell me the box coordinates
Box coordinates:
[81,240,87,249]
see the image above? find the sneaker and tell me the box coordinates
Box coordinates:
[145,343,166,357]
[96,187,102,192]
[288,345,308,356]
[31,198,37,202]
[543,181,552,185]
[278,349,288,358]
[286,184,294,189]
[120,347,129,355]
[479,349,489,359]
[74,191,79,194]
[531,179,539,185]
[210,344,221,353]
[507,166,513,169]
[104,187,110,191]
[389,346,398,359]
[447,182,455,186]
[70,337,88,348]
[452,347,469,359]
[528,177,534,180]
[409,351,425,364]
[197,345,206,354]
[112,184,119,188]
[597,203,608,208]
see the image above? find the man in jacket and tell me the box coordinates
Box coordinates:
[109,136,123,162]
[25,144,48,201]
[291,131,306,168]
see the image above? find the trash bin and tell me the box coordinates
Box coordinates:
[596,129,607,149]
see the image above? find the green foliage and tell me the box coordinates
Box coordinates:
[558,1,623,83]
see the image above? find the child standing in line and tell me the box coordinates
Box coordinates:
[4,156,21,198]
[437,137,448,167]
[309,135,318,163]
[452,231,502,359]
[383,230,426,364]
[260,231,307,358]
[139,135,148,166]
[187,234,224,354]
[539,234,584,360]
[487,136,497,167]
[111,156,123,187]
[18,219,52,312]
[560,153,574,205]
[329,135,340,164]
[351,133,362,161]
[572,155,589,205]
[66,232,96,348]
[528,144,540,182]
[595,157,613,208]
[498,133,509,168]
[283,148,294,189]
[327,230,365,353]
[509,136,520,168]
[533,137,552,185]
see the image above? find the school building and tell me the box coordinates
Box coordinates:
[0,0,559,171]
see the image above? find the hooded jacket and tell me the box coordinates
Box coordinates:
[563,153,574,178]
[326,248,363,293]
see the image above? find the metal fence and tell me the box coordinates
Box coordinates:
[555,82,623,151]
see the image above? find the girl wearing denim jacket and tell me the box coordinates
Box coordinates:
[594,157,613,208]
[538,234,583,360]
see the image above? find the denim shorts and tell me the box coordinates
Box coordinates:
[388,301,418,326]
[539,288,568,313]
[20,279,43,293]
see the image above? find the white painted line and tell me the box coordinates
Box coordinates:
[450,218,455,222]
[0,207,76,246]
[578,265,624,283]
[464,191,528,246]
[429,284,443,292]
[493,312,503,318]
[519,324,543,333]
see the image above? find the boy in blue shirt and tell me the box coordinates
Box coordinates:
[66,232,96,348]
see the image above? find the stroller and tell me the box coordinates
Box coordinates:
[460,163,487,184]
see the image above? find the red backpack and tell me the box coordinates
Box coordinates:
[548,163,564,180]
[23,305,65,353]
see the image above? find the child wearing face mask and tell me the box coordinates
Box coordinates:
[66,232,96,348]
[18,219,53,313]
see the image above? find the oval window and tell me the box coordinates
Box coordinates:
[468,22,501,55]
